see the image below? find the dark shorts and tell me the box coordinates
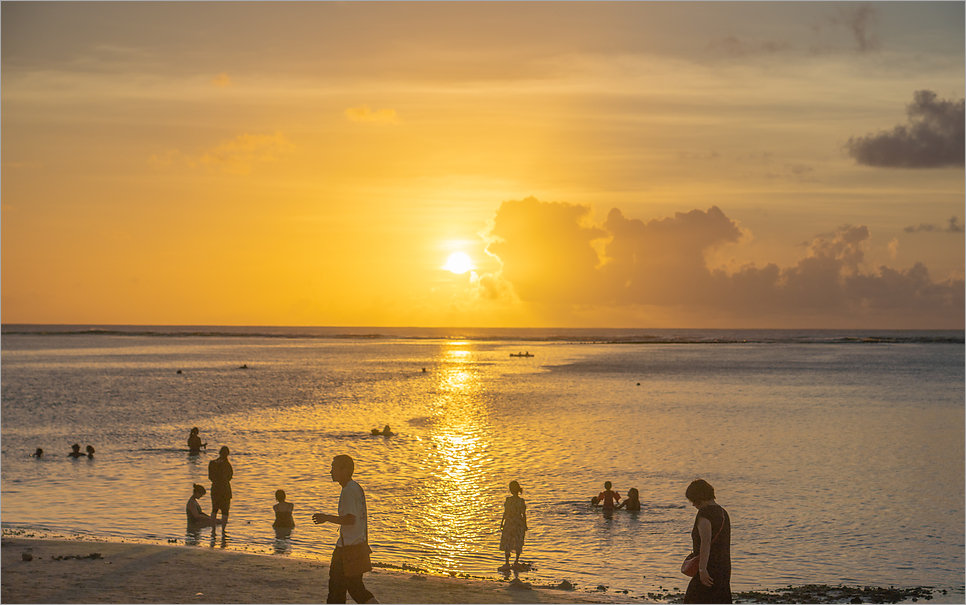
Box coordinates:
[210,490,231,514]
[327,546,374,604]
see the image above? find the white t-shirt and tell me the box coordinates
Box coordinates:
[337,479,368,547]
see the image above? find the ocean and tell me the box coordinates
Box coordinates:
[2,326,963,601]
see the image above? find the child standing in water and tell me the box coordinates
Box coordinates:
[499,481,527,571]
[597,481,621,509]
[273,490,295,529]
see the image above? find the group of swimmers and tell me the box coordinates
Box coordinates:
[31,444,95,459]
[591,481,641,511]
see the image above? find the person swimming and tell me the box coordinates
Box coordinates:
[68,444,84,459]
[370,424,394,436]
[85,445,95,459]
[33,448,43,458]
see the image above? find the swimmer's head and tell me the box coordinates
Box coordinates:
[71,443,81,451]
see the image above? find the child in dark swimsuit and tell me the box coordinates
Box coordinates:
[273,490,295,528]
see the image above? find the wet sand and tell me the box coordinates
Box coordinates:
[1,538,626,604]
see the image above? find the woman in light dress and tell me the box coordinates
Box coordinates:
[499,480,527,571]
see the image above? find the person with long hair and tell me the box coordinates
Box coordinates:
[499,480,528,571]
[683,479,732,604]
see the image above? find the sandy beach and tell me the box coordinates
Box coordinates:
[1,538,629,604]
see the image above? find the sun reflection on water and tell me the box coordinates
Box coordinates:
[411,343,495,572]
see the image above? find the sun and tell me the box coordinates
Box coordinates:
[443,252,475,274]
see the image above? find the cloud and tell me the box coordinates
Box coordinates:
[839,3,878,52]
[477,197,963,324]
[904,216,964,234]
[198,132,294,175]
[708,37,791,57]
[846,90,965,168]
[887,238,899,260]
[344,106,399,124]
[212,73,232,88]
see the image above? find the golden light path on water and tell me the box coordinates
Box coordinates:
[419,343,493,571]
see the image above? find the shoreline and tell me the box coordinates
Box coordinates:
[1,537,630,604]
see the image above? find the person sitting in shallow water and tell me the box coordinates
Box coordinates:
[68,444,84,459]
[186,484,222,528]
[370,424,393,436]
[86,445,95,459]
[618,487,641,511]
[273,489,295,529]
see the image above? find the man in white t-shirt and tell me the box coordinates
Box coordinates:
[313,455,379,604]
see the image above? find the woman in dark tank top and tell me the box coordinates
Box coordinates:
[683,479,732,604]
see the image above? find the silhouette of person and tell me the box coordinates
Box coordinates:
[188,428,207,455]
[683,479,731,604]
[312,455,378,604]
[597,481,621,510]
[618,487,641,511]
[273,489,295,529]
[499,481,528,571]
[86,445,95,459]
[33,448,43,458]
[208,446,233,527]
[186,484,222,528]
[68,444,84,459]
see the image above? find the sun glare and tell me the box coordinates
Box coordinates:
[443,252,474,274]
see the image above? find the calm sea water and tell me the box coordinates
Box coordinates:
[2,327,963,601]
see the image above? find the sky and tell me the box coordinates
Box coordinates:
[2,2,963,329]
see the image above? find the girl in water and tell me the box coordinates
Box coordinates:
[186,484,221,528]
[272,490,295,529]
[618,487,641,511]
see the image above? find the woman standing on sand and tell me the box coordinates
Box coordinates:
[499,481,527,571]
[683,479,732,604]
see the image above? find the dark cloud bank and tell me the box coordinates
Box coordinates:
[480,197,964,326]
[904,216,963,234]
[846,90,965,168]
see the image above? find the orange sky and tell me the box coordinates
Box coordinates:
[2,2,963,328]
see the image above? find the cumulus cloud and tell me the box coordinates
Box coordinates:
[846,90,965,168]
[344,106,399,124]
[904,216,964,234]
[212,73,232,88]
[198,132,294,175]
[477,197,963,324]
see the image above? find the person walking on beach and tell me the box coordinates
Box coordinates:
[188,428,207,455]
[273,489,295,529]
[597,481,621,509]
[683,479,731,604]
[499,480,528,571]
[208,446,233,527]
[312,455,378,604]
